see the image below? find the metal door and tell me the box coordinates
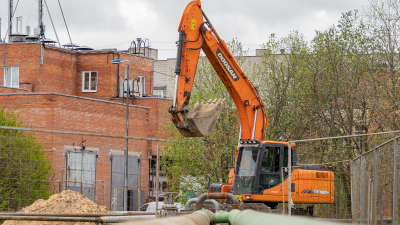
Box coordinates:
[110,155,142,211]
[66,151,97,201]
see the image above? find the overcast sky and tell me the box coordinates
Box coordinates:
[1,0,368,60]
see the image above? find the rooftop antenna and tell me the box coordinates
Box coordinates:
[16,16,22,33]
[38,0,44,41]
[8,0,13,42]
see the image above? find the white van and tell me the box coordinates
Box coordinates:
[139,202,183,212]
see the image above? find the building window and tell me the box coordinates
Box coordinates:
[82,71,98,92]
[3,67,19,88]
[138,76,146,96]
[154,87,166,98]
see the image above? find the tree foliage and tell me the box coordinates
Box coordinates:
[0,108,53,212]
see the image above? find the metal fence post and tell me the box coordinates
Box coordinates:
[361,155,365,225]
[138,187,141,212]
[351,161,355,224]
[393,138,398,225]
[368,175,371,225]
[281,167,285,215]
[381,188,384,225]
[373,148,378,225]
[288,141,292,216]
[156,140,160,218]
[103,180,105,205]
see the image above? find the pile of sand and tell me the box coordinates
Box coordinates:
[4,190,109,225]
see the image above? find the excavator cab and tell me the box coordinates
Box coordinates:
[234,141,296,195]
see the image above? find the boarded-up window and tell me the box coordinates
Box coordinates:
[66,151,97,201]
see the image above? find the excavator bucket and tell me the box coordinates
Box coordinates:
[178,98,226,137]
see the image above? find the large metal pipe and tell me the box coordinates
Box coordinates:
[5,210,349,224]
[125,209,213,225]
[227,209,345,225]
[195,193,238,210]
[184,198,220,211]
[214,211,229,223]
[0,212,155,217]
[0,215,155,223]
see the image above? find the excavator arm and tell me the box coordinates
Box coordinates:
[169,0,267,140]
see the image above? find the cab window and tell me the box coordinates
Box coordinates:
[261,147,280,173]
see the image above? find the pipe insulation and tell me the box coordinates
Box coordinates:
[125,209,213,225]
[227,210,348,225]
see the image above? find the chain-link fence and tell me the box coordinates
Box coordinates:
[0,126,170,213]
[283,131,400,222]
[351,137,399,225]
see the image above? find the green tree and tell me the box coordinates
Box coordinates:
[0,108,53,212]
[250,31,312,141]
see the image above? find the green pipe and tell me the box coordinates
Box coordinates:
[213,212,229,223]
[227,210,350,225]
[193,209,213,223]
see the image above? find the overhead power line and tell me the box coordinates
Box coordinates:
[57,0,72,46]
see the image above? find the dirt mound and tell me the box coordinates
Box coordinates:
[3,190,108,225]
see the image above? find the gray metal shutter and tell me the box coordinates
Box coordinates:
[110,154,143,211]
[66,151,97,201]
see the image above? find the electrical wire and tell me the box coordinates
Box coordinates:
[57,0,72,47]
[57,0,74,70]
[153,71,174,77]
[3,0,21,42]
[44,0,61,47]
[98,41,132,49]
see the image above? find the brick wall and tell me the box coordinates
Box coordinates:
[0,43,154,101]
[0,43,170,207]
[0,92,171,207]
[0,86,28,93]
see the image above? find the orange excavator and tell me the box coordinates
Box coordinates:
[169,0,334,210]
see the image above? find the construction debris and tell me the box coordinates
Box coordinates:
[3,190,108,225]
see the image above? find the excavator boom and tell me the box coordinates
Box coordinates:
[169,0,267,140]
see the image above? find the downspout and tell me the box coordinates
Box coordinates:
[3,41,5,65]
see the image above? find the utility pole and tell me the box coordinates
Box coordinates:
[8,0,13,43]
[38,0,44,40]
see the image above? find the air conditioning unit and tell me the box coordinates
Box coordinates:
[119,80,133,97]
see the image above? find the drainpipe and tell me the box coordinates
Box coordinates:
[8,0,13,43]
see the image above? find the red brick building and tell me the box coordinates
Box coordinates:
[0,42,171,210]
